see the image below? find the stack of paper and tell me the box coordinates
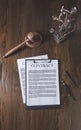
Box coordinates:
[17,55,60,109]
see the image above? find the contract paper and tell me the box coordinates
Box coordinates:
[25,59,60,108]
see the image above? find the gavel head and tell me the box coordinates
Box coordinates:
[25,32,42,48]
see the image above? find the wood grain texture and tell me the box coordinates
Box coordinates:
[0,0,81,130]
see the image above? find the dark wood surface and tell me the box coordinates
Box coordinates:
[0,0,81,130]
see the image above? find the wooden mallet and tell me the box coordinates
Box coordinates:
[3,32,42,58]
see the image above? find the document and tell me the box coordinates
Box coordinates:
[17,55,48,103]
[25,59,60,108]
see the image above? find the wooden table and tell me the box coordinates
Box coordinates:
[0,0,81,130]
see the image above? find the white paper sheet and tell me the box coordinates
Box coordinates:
[17,55,48,103]
[25,59,60,107]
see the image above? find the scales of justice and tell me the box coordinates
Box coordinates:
[49,6,77,43]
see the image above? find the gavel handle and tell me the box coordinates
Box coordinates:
[3,39,28,58]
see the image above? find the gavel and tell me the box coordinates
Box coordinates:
[3,32,42,58]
